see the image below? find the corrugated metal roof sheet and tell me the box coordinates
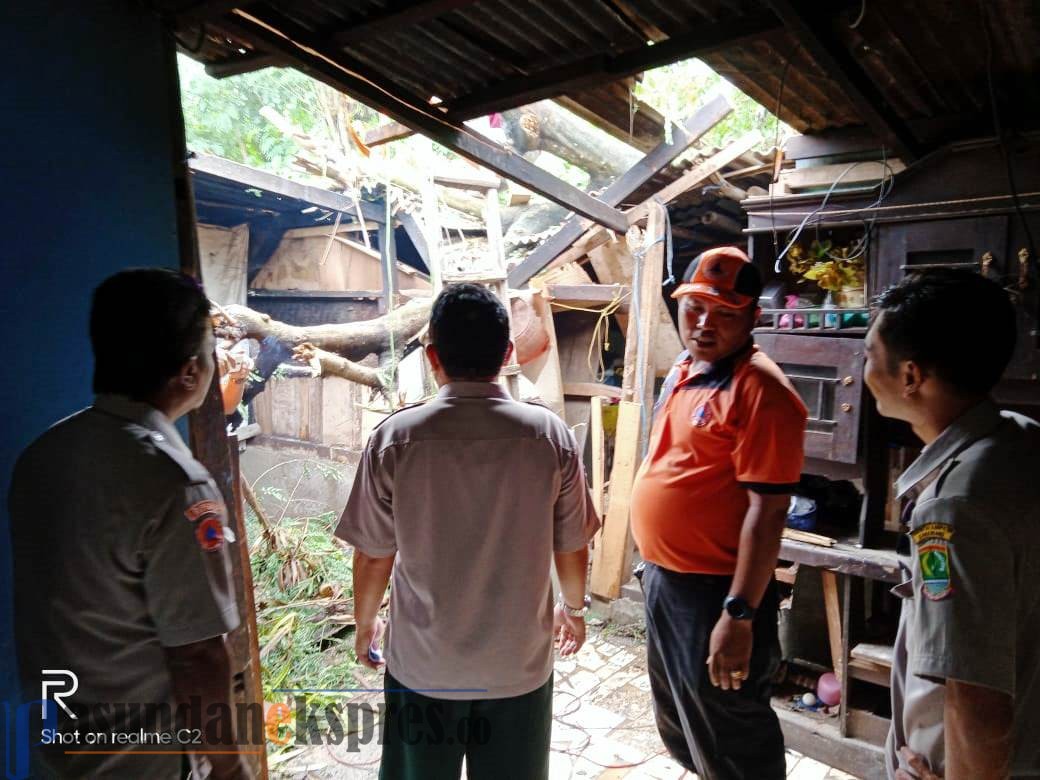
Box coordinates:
[172,0,1040,154]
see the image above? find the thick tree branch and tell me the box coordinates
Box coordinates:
[293,343,388,391]
[217,297,432,362]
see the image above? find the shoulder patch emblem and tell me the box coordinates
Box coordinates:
[195,517,225,552]
[911,522,954,601]
[691,403,712,427]
[185,499,221,523]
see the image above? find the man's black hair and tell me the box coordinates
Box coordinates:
[429,283,510,380]
[874,268,1016,397]
[91,268,211,399]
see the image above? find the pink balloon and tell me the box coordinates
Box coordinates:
[817,672,841,706]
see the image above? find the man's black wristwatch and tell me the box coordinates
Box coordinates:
[723,595,755,621]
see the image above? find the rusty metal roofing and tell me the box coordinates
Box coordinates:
[170,0,1040,157]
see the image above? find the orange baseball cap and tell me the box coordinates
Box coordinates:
[670,246,763,308]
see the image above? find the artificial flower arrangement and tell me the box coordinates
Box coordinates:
[787,240,866,294]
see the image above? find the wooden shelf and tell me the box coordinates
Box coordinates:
[779,537,904,583]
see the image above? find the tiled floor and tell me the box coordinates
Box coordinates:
[273,625,857,779]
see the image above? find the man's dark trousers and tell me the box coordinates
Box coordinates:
[640,562,785,780]
[379,670,553,780]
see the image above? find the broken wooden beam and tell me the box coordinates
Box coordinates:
[365,121,413,147]
[508,95,733,287]
[546,283,630,311]
[188,154,386,223]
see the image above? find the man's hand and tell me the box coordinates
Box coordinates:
[354,615,386,670]
[553,605,586,657]
[895,746,943,780]
[706,614,753,690]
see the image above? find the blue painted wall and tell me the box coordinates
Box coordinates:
[1,1,183,704]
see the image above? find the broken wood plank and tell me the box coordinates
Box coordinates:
[434,171,502,190]
[772,159,905,194]
[519,291,566,418]
[563,382,623,399]
[365,120,413,147]
[590,400,641,599]
[508,95,732,287]
[547,284,630,311]
[588,239,682,378]
[782,528,837,547]
[627,132,762,223]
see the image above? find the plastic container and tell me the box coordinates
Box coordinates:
[786,495,818,532]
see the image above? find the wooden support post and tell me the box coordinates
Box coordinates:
[483,186,521,400]
[590,396,605,517]
[629,203,666,456]
[821,569,844,682]
[421,175,443,292]
[590,400,642,599]
[589,202,667,599]
[378,200,398,315]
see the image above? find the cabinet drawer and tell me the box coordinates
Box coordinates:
[755,334,865,463]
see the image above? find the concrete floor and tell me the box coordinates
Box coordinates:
[271,624,855,779]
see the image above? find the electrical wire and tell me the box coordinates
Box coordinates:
[850,0,867,29]
[773,155,896,273]
[769,45,798,264]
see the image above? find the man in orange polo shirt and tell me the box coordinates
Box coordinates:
[631,247,807,780]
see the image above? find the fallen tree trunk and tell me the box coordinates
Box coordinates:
[499,101,641,250]
[218,297,432,363]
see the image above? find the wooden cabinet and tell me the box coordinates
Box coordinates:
[874,216,1009,293]
[755,334,865,464]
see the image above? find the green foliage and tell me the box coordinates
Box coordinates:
[243,459,359,745]
[179,56,321,173]
[634,59,791,151]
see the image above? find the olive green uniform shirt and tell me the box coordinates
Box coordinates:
[886,400,1040,778]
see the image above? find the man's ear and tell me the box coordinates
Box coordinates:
[424,343,442,373]
[902,360,925,397]
[178,355,202,392]
[503,340,515,366]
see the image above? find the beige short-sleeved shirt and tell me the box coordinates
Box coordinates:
[886,400,1040,778]
[335,381,599,700]
[9,395,240,779]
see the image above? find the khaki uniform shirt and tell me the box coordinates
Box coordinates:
[9,395,240,779]
[335,382,600,700]
[886,400,1040,778]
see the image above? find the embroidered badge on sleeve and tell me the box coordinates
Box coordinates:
[911,522,955,601]
[185,499,221,523]
[195,517,225,551]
